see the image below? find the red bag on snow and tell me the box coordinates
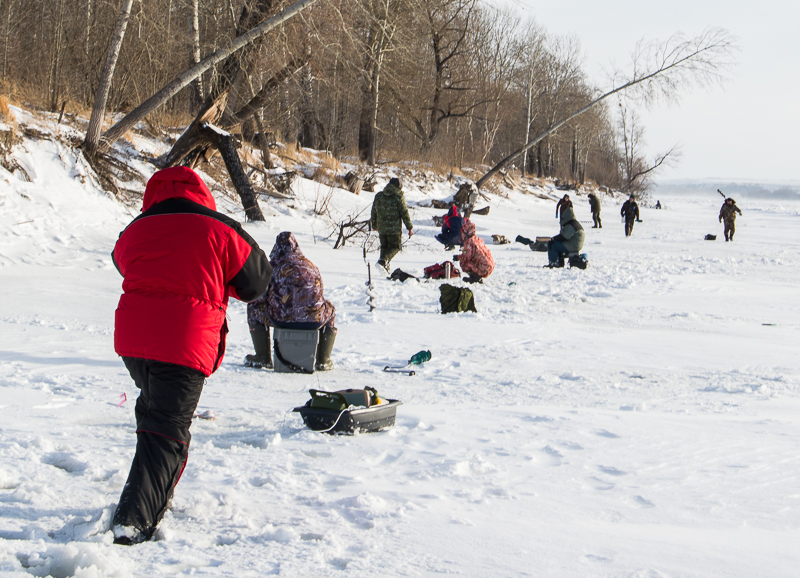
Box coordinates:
[423,261,461,279]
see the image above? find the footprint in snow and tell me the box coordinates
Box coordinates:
[537,446,563,466]
[559,441,583,451]
[598,465,626,476]
[523,415,555,423]
[633,495,655,508]
[41,452,87,474]
[594,430,621,439]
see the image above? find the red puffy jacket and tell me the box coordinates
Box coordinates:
[112,167,271,376]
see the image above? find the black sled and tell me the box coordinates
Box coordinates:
[293,388,402,434]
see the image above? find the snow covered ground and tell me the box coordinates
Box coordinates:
[1,125,799,577]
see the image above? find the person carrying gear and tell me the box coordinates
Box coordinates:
[457,220,495,283]
[111,167,271,544]
[547,205,585,268]
[588,193,602,228]
[621,195,639,237]
[719,197,742,242]
[370,177,413,272]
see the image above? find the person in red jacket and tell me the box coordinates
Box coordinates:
[110,167,271,544]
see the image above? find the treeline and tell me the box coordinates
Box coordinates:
[1,0,651,190]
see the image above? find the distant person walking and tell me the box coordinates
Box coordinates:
[620,195,639,237]
[371,177,413,272]
[588,193,602,228]
[719,197,742,241]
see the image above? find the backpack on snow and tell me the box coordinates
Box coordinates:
[439,284,477,314]
[424,261,460,279]
[568,253,589,270]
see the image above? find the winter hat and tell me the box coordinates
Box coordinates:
[389,177,401,189]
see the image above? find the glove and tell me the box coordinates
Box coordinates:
[719,218,722,223]
[453,254,460,261]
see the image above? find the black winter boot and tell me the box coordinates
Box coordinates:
[244,323,272,369]
[315,326,337,371]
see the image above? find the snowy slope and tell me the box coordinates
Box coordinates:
[1,125,799,577]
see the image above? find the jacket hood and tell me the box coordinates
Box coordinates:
[560,206,577,224]
[448,205,459,217]
[382,183,402,197]
[726,198,737,204]
[269,231,303,265]
[142,167,216,212]
[460,219,476,242]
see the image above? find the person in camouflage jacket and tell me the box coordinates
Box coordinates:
[370,177,413,270]
[266,232,335,328]
[244,232,335,370]
[719,197,742,241]
[458,220,494,283]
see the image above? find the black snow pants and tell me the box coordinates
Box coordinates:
[624,217,635,237]
[113,357,205,540]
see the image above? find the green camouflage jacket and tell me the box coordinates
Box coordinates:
[370,184,413,235]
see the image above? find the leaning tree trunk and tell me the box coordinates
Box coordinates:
[199,123,265,222]
[83,0,135,156]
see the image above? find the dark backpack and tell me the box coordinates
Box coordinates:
[390,268,417,282]
[568,254,589,270]
[439,284,477,313]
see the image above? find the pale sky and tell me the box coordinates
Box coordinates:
[492,0,800,183]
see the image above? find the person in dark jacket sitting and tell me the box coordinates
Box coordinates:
[547,204,585,268]
[111,167,271,544]
[435,205,464,250]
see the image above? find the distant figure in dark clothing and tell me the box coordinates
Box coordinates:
[547,205,585,268]
[435,205,464,250]
[588,193,602,228]
[555,194,571,218]
[655,200,662,209]
[719,198,742,241]
[621,195,639,237]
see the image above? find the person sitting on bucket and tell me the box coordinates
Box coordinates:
[547,201,585,268]
[456,220,494,283]
[246,232,337,371]
[435,204,465,251]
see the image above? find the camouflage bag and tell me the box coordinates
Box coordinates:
[439,284,477,314]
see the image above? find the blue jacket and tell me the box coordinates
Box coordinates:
[435,206,464,246]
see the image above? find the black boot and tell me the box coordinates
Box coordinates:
[244,323,272,369]
[315,326,337,371]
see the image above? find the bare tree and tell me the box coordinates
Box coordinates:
[98,0,319,152]
[617,98,679,195]
[477,28,736,189]
[83,0,135,156]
